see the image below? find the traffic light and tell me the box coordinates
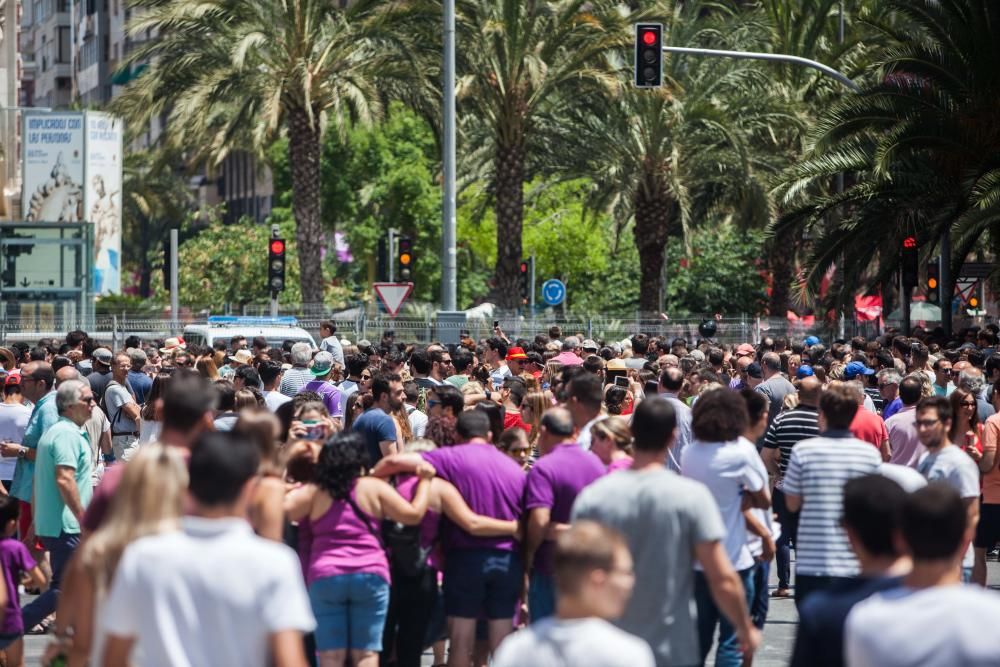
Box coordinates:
[519,258,533,306]
[900,236,919,289]
[926,258,940,303]
[397,235,413,282]
[268,237,286,293]
[634,23,663,88]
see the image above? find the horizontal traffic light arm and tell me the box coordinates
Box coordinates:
[661,45,859,92]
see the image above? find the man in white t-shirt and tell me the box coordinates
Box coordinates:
[914,396,980,581]
[681,388,769,665]
[258,361,291,413]
[101,432,315,667]
[493,521,654,667]
[318,320,345,367]
[845,483,1000,667]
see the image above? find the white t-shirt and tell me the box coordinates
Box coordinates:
[577,415,603,451]
[319,335,345,367]
[263,390,292,413]
[407,405,428,438]
[845,585,1000,667]
[492,617,655,667]
[101,517,315,667]
[681,437,767,571]
[0,402,31,481]
[917,445,980,568]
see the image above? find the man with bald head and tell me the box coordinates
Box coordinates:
[658,367,692,471]
[762,376,821,597]
[56,366,110,486]
[524,407,606,622]
[756,352,797,428]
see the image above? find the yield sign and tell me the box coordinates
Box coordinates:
[373,283,413,316]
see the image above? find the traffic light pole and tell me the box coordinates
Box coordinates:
[170,229,179,333]
[940,231,951,337]
[440,0,458,311]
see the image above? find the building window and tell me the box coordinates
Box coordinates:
[56,77,71,90]
[57,26,71,64]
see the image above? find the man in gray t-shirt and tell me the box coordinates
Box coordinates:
[755,352,796,427]
[571,397,759,667]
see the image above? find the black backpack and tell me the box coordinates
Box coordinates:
[347,487,432,578]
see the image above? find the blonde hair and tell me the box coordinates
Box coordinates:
[522,391,548,444]
[79,445,188,593]
[591,416,633,455]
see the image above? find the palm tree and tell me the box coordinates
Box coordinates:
[450,0,629,309]
[114,0,402,307]
[774,0,1000,311]
[569,1,790,312]
[122,147,195,297]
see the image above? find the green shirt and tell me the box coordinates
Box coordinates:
[33,417,93,538]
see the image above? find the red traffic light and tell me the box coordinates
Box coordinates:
[641,30,657,46]
[902,236,917,249]
[270,239,286,254]
[520,262,529,273]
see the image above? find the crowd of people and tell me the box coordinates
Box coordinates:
[0,321,997,666]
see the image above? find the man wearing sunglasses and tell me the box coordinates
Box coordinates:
[22,379,94,634]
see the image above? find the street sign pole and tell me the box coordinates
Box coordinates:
[940,230,951,337]
[440,0,457,311]
[529,255,536,312]
[170,228,179,333]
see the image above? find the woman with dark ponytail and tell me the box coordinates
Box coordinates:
[285,432,435,667]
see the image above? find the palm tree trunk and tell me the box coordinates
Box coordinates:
[633,180,673,314]
[768,237,793,317]
[287,106,324,308]
[493,138,525,310]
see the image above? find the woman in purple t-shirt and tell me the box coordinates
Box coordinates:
[590,417,634,473]
[284,432,434,667]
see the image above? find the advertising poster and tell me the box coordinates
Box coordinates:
[84,112,124,295]
[22,112,85,223]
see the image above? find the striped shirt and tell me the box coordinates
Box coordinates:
[762,405,820,488]
[783,433,882,577]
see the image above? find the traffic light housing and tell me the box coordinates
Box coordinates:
[268,237,286,293]
[926,258,940,303]
[634,23,663,88]
[397,235,413,283]
[519,258,532,306]
[901,236,919,289]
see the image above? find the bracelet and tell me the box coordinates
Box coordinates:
[54,625,76,641]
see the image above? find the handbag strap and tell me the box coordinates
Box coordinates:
[345,493,388,554]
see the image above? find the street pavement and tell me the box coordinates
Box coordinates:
[21,559,1000,665]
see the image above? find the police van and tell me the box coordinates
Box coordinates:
[182,316,317,350]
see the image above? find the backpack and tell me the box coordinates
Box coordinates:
[346,484,432,578]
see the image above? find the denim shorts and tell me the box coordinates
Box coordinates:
[309,572,390,651]
[443,549,522,620]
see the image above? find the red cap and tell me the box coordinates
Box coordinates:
[4,374,20,386]
[506,347,528,361]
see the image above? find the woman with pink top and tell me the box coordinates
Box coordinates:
[285,431,435,667]
[589,416,634,472]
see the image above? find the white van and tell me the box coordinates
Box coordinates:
[182,316,317,350]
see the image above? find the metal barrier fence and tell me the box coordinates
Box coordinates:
[0,311,886,348]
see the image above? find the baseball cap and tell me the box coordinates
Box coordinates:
[844,361,875,380]
[505,347,529,362]
[736,343,755,357]
[581,339,599,352]
[796,365,815,379]
[804,336,821,347]
[747,362,763,379]
[92,348,113,365]
[4,374,20,387]
[310,351,335,377]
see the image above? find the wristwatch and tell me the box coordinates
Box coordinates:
[17,447,25,459]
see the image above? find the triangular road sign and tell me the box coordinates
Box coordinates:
[373,283,414,317]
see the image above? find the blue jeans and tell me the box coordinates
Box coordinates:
[695,567,755,667]
[309,573,390,651]
[22,531,79,631]
[750,560,770,629]
[773,488,797,590]
[528,572,555,623]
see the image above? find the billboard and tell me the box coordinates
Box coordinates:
[22,112,85,223]
[84,112,123,295]
[21,111,124,295]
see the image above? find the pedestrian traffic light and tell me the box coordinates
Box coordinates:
[901,236,919,289]
[268,237,286,293]
[519,258,533,306]
[397,235,413,283]
[634,23,663,88]
[926,258,940,304]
